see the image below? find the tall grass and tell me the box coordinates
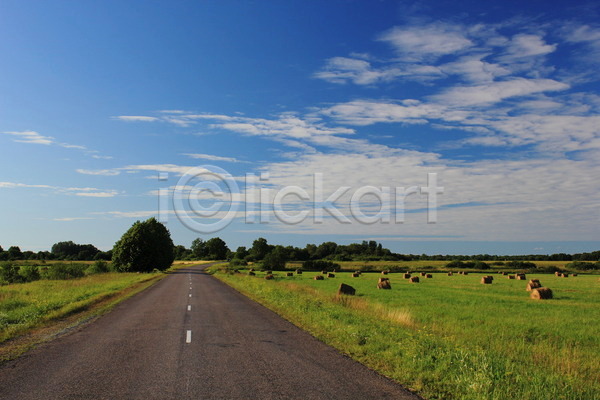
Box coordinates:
[0,273,159,344]
[215,270,600,400]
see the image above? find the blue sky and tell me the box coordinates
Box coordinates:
[1,0,599,255]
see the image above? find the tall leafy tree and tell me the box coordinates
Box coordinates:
[204,237,230,260]
[112,218,175,272]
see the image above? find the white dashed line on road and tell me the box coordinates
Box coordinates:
[186,330,192,343]
[187,305,191,311]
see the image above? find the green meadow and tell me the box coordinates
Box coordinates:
[214,269,600,400]
[0,272,161,351]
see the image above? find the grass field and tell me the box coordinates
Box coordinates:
[214,269,600,400]
[0,273,162,345]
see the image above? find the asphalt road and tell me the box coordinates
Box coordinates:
[0,264,420,399]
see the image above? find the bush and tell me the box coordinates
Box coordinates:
[0,262,24,284]
[506,261,537,269]
[19,265,41,282]
[301,260,340,271]
[85,260,110,275]
[566,261,599,271]
[229,258,248,267]
[40,263,86,280]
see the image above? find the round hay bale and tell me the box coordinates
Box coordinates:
[377,280,392,289]
[526,281,542,291]
[570,273,577,277]
[501,272,508,275]
[314,275,324,281]
[337,283,356,296]
[561,273,568,278]
[555,271,561,277]
[352,273,360,278]
[265,274,274,280]
[420,272,426,276]
[447,272,453,276]
[507,275,515,279]
[426,274,433,278]
[530,287,553,299]
[381,271,388,275]
[286,272,294,277]
[516,274,526,280]
[463,272,469,276]
[295,269,303,275]
[481,276,493,284]
[327,273,335,278]
[403,273,411,279]
[321,270,328,275]
[378,277,389,284]
[410,276,420,283]
[249,268,255,272]
[248,271,256,276]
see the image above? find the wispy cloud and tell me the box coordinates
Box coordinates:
[76,169,121,176]
[182,153,244,163]
[3,130,54,145]
[0,181,119,198]
[111,115,159,122]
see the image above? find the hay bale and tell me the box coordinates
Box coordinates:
[381,271,388,275]
[378,277,389,283]
[327,273,335,278]
[502,272,507,275]
[420,272,426,276]
[321,270,328,275]
[249,268,255,272]
[410,276,420,283]
[352,273,360,278]
[463,272,469,276]
[507,275,515,279]
[403,273,411,279]
[377,280,392,289]
[426,274,433,278]
[531,287,553,299]
[295,269,303,275]
[481,276,493,284]
[248,271,256,276]
[265,274,274,280]
[516,274,526,280]
[286,272,294,277]
[561,273,569,278]
[526,280,542,291]
[314,275,324,281]
[570,273,578,277]
[555,271,561,277]
[447,272,453,276]
[337,283,356,296]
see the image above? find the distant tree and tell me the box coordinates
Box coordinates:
[191,238,208,259]
[112,218,175,272]
[173,245,191,260]
[7,246,23,261]
[51,241,100,260]
[262,246,288,270]
[249,237,272,261]
[233,246,249,260]
[0,245,3,252]
[204,237,229,260]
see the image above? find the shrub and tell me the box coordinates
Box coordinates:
[40,263,86,280]
[566,261,599,271]
[19,264,41,282]
[506,261,537,269]
[0,262,24,284]
[85,260,110,275]
[301,260,340,271]
[229,258,248,267]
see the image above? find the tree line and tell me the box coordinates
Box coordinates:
[1,217,599,272]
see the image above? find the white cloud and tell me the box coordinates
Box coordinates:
[182,153,243,163]
[112,115,159,122]
[3,130,54,145]
[76,169,121,176]
[53,217,94,221]
[501,34,556,59]
[431,78,569,106]
[0,181,119,198]
[378,23,473,61]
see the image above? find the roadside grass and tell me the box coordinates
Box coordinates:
[214,269,600,400]
[0,273,162,345]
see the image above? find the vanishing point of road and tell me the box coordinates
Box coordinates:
[0,264,420,399]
